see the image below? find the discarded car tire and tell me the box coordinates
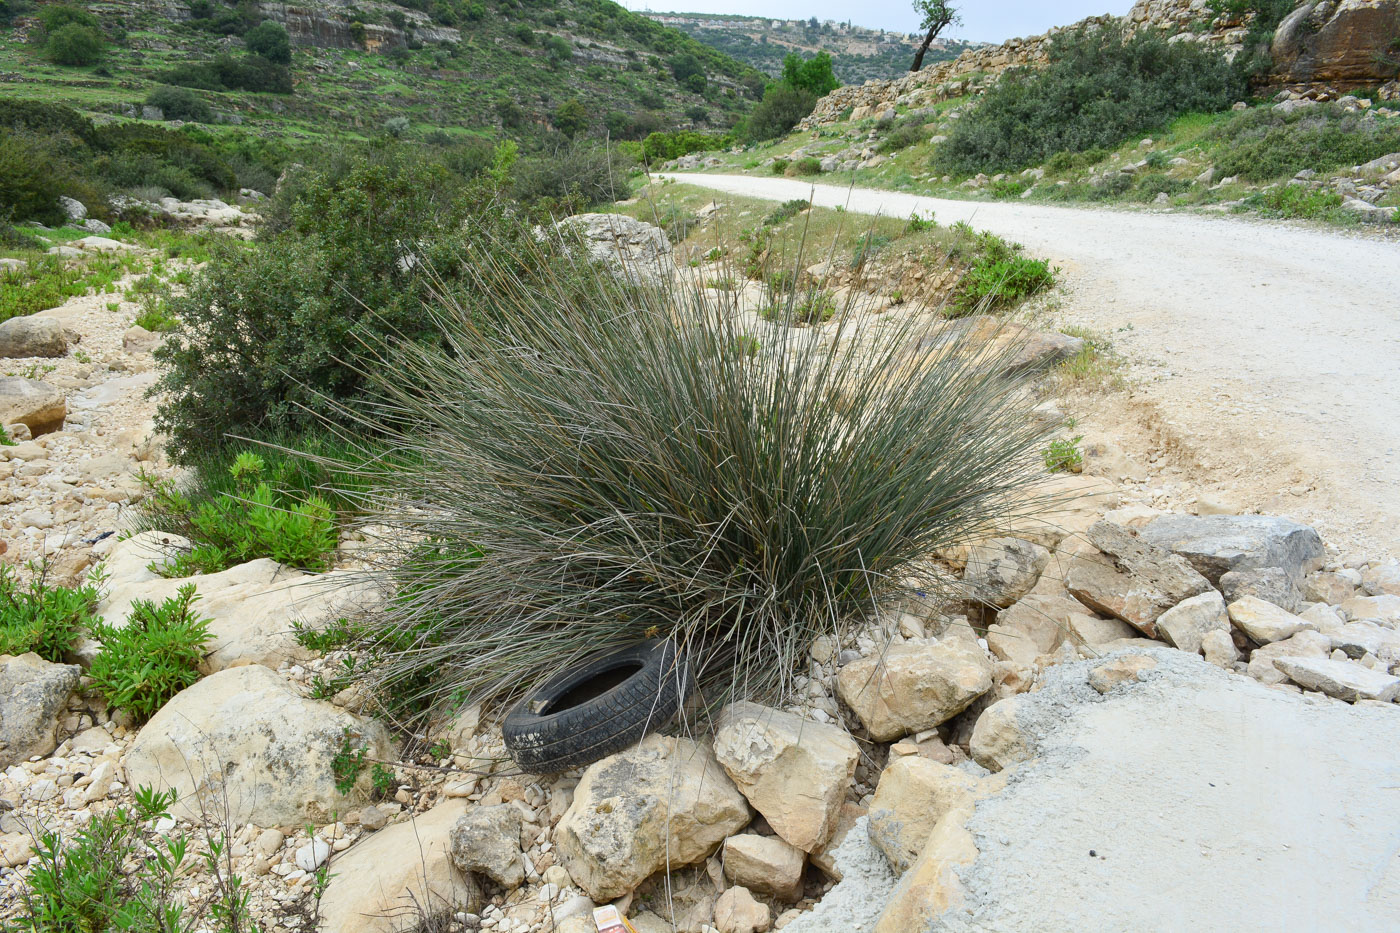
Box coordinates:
[502,639,692,774]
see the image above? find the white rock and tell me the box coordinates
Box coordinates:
[1227,596,1317,644]
[295,838,331,872]
[1273,657,1400,702]
[715,886,771,933]
[723,833,806,902]
[713,702,858,852]
[448,804,524,888]
[837,638,993,741]
[1156,590,1229,655]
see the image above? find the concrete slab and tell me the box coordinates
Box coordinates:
[930,649,1400,932]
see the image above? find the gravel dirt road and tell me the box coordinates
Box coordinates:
[658,173,1400,557]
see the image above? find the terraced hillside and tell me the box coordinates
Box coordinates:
[0,0,765,145]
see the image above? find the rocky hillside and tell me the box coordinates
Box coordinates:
[0,0,766,142]
[643,12,982,84]
[797,0,1400,129]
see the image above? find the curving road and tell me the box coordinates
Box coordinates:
[658,173,1400,555]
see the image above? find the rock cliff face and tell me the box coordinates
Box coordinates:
[1271,0,1400,85]
[797,0,1399,128]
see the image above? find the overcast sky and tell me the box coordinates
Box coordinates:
[620,1,1137,44]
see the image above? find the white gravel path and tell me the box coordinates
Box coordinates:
[656,174,1400,556]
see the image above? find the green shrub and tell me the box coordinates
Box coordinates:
[0,564,102,662]
[762,198,809,226]
[639,129,730,163]
[771,158,790,174]
[511,141,631,215]
[160,53,293,94]
[146,86,213,123]
[0,131,81,226]
[1044,435,1083,473]
[937,24,1243,175]
[44,22,105,66]
[553,98,589,137]
[761,288,836,323]
[153,148,487,455]
[746,84,817,141]
[244,20,292,64]
[792,156,822,176]
[1044,147,1109,175]
[878,120,929,153]
[1210,105,1400,182]
[134,299,179,332]
[780,51,838,96]
[87,585,211,720]
[1243,184,1348,220]
[951,231,1057,315]
[336,234,1053,719]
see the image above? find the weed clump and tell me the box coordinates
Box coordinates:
[87,585,211,720]
[0,564,102,661]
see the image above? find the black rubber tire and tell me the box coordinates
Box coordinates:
[502,640,692,774]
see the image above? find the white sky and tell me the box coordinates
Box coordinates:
[620,1,1137,44]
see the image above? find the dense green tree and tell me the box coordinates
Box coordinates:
[553,98,589,138]
[781,51,838,96]
[244,21,291,65]
[43,22,104,66]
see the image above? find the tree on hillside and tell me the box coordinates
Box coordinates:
[245,21,291,65]
[781,51,838,97]
[36,4,105,66]
[910,0,959,72]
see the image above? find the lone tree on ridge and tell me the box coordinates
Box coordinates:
[910,0,960,72]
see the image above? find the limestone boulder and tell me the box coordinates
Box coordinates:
[961,538,1050,608]
[868,756,985,873]
[1219,567,1302,613]
[1137,514,1323,585]
[0,653,80,768]
[554,213,672,284]
[1329,622,1400,661]
[986,594,1073,665]
[96,531,381,672]
[713,702,858,852]
[1155,590,1229,656]
[1341,595,1400,624]
[319,800,482,933]
[715,886,770,933]
[969,694,1033,772]
[124,664,396,825]
[1274,656,1400,703]
[555,734,750,902]
[122,326,160,355]
[1303,570,1357,605]
[0,378,65,435]
[448,804,524,888]
[1065,521,1212,637]
[1362,560,1400,597]
[1246,629,1332,685]
[0,316,73,358]
[722,834,805,901]
[1227,596,1317,645]
[837,638,993,742]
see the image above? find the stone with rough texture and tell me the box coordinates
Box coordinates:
[59,195,86,220]
[1247,630,1332,685]
[969,694,1033,772]
[887,648,1400,930]
[1200,629,1240,668]
[555,734,750,902]
[122,326,159,355]
[124,664,396,825]
[1065,521,1212,637]
[1155,590,1229,656]
[715,886,771,933]
[1219,567,1302,613]
[1329,621,1400,660]
[713,702,858,852]
[1228,596,1317,645]
[0,653,80,767]
[97,531,381,672]
[837,638,993,742]
[722,834,805,901]
[0,378,65,435]
[1273,656,1400,702]
[962,538,1050,608]
[1088,654,1157,693]
[448,804,524,888]
[1271,0,1400,86]
[319,799,481,933]
[0,316,73,358]
[1363,560,1400,597]
[1067,611,1138,647]
[868,756,984,873]
[1138,514,1324,585]
[553,214,672,284]
[1342,595,1400,623]
[1303,570,1357,605]
[986,594,1072,665]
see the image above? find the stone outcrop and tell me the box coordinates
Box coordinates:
[1137,514,1325,585]
[0,316,75,358]
[0,653,80,768]
[553,214,673,285]
[1272,1,1400,87]
[0,377,66,435]
[837,638,993,741]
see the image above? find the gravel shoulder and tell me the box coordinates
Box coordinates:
[657,173,1400,558]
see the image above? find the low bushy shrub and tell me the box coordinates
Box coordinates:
[146,86,213,123]
[0,564,102,662]
[1243,183,1348,220]
[951,229,1057,315]
[1210,105,1400,182]
[791,156,822,176]
[746,84,817,141]
[878,119,930,153]
[937,24,1243,175]
[160,53,292,94]
[87,585,211,720]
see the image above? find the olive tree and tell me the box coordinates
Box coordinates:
[910,0,960,72]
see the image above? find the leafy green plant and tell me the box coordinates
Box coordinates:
[762,198,809,226]
[335,231,1054,718]
[87,584,211,720]
[905,211,936,233]
[0,563,101,661]
[141,450,339,575]
[1242,184,1349,221]
[371,763,396,798]
[792,157,822,176]
[771,158,790,174]
[953,253,1057,315]
[135,297,180,332]
[761,289,837,324]
[1210,104,1400,182]
[1044,435,1084,473]
[331,728,367,793]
